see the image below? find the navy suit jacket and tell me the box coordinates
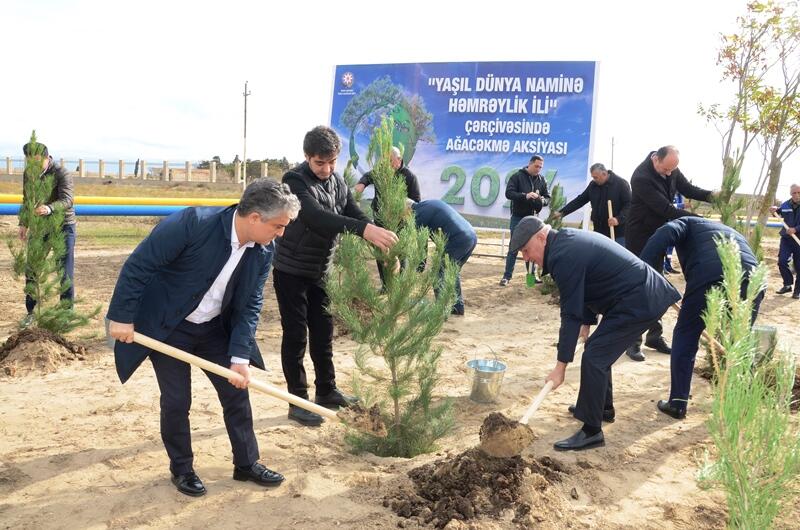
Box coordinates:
[639,217,758,298]
[106,205,272,383]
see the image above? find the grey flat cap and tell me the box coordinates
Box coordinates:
[509,216,545,253]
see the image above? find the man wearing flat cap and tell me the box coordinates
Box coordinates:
[509,216,680,450]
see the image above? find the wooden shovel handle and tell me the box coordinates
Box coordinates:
[519,380,554,425]
[608,200,615,241]
[782,221,800,246]
[133,332,340,422]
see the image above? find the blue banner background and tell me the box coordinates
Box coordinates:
[330,61,597,221]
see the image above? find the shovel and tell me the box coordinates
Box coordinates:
[479,340,582,458]
[608,200,616,241]
[131,332,387,437]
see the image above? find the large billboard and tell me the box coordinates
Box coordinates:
[329,61,597,222]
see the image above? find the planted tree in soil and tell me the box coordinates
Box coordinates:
[3,132,96,363]
[700,237,800,528]
[539,170,565,298]
[326,117,458,457]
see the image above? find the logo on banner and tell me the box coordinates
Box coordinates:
[341,71,354,88]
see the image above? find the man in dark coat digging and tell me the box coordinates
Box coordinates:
[624,145,716,361]
[508,216,680,450]
[107,179,300,497]
[639,217,764,419]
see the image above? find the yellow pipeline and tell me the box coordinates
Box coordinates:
[0,194,237,206]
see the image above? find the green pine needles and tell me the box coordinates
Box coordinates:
[8,131,96,335]
[326,117,457,457]
[700,236,800,528]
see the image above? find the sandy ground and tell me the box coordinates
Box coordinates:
[1,217,798,530]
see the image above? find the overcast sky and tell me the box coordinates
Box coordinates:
[3,0,797,194]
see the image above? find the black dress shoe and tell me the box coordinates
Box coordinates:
[793,292,800,300]
[568,404,615,423]
[314,388,359,409]
[776,285,793,295]
[233,462,285,487]
[626,348,646,362]
[288,405,324,426]
[645,337,672,354]
[171,471,206,497]
[554,429,605,451]
[657,400,686,419]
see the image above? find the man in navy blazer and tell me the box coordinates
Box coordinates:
[107,179,300,497]
[640,217,763,419]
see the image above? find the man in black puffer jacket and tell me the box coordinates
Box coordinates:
[500,155,550,286]
[273,126,398,427]
[640,217,763,419]
[624,146,715,362]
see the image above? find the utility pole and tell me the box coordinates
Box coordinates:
[242,81,251,191]
[611,136,615,170]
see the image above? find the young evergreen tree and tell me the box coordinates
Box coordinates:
[539,170,565,297]
[700,237,800,528]
[326,118,458,457]
[8,131,95,334]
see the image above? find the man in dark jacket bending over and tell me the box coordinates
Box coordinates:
[411,199,478,315]
[273,125,399,427]
[508,216,680,450]
[640,217,764,419]
[554,163,630,246]
[625,146,716,362]
[500,155,550,286]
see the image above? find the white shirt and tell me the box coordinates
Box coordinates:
[185,215,254,364]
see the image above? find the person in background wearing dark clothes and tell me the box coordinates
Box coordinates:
[410,199,478,316]
[663,193,684,274]
[355,146,421,284]
[770,184,800,299]
[18,141,76,328]
[107,179,300,497]
[553,163,630,246]
[640,217,764,419]
[508,216,679,450]
[625,146,716,362]
[500,155,550,286]
[273,126,399,427]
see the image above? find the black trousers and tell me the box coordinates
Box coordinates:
[574,310,661,428]
[273,269,336,400]
[150,318,259,476]
[628,320,664,351]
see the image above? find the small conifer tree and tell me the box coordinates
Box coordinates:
[326,118,457,457]
[701,237,800,528]
[8,131,96,335]
[539,170,565,297]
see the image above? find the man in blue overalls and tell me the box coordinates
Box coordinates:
[771,184,800,299]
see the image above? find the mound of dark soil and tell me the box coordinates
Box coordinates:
[0,328,86,376]
[385,448,568,528]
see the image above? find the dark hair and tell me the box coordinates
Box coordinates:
[589,163,607,173]
[303,126,341,158]
[237,178,300,220]
[655,145,677,160]
[23,142,48,158]
[529,155,544,163]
